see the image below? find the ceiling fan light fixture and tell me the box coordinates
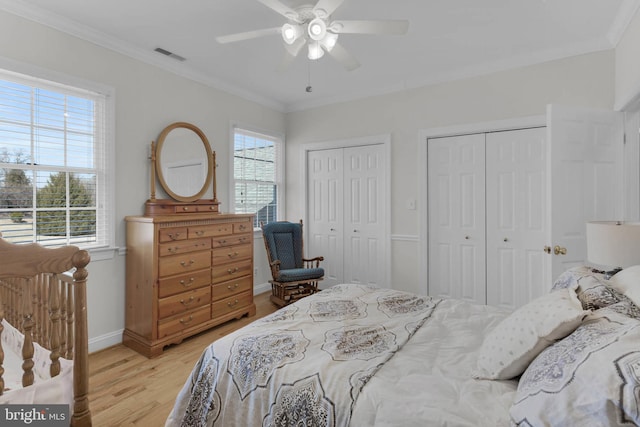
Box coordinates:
[282,23,302,44]
[308,17,327,41]
[307,42,325,60]
[321,32,338,51]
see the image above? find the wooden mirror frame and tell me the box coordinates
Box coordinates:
[147,122,219,216]
[153,122,213,203]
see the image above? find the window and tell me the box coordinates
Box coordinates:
[0,68,112,249]
[232,127,283,228]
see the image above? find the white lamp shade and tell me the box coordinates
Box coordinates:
[307,42,325,60]
[586,221,640,268]
[307,18,327,41]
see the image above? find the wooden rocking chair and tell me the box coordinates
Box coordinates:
[261,220,324,307]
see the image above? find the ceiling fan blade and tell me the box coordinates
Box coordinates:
[327,42,360,71]
[256,0,300,21]
[331,20,410,35]
[313,0,345,18]
[215,27,281,44]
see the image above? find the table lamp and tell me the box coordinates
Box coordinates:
[586,221,640,279]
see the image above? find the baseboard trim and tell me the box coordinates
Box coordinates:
[89,329,123,353]
[254,282,270,295]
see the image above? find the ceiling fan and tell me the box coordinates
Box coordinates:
[215,0,409,71]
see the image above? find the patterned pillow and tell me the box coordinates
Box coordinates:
[473,285,589,380]
[510,309,640,426]
[550,265,604,291]
[575,274,640,320]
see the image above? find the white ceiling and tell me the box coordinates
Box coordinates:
[1,0,638,112]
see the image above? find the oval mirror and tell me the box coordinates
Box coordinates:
[155,122,213,203]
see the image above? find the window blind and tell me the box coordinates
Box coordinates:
[0,69,110,248]
[233,127,282,228]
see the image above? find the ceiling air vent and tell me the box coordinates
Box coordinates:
[154,47,186,62]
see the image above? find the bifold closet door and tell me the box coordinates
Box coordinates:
[307,144,387,288]
[343,144,386,286]
[485,128,548,309]
[427,134,486,303]
[307,148,344,288]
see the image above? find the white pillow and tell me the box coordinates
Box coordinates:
[609,265,640,308]
[474,285,589,380]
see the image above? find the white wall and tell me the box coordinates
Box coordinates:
[286,50,616,295]
[615,8,640,110]
[0,10,285,351]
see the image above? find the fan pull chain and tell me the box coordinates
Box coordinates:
[306,58,313,93]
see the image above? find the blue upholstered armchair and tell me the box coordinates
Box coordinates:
[261,220,324,307]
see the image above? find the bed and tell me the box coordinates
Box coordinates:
[166,267,640,427]
[0,236,92,427]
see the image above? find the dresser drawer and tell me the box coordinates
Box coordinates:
[212,276,253,301]
[211,291,252,317]
[188,223,234,239]
[158,286,211,319]
[158,269,210,298]
[211,259,252,284]
[158,237,211,257]
[211,244,252,265]
[233,221,252,234]
[159,227,188,243]
[159,251,212,277]
[157,305,210,339]
[211,234,251,248]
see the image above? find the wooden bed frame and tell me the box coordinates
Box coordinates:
[0,237,92,427]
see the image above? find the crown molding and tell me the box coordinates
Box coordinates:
[0,0,286,112]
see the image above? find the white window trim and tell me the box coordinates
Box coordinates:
[0,55,117,257]
[229,122,285,229]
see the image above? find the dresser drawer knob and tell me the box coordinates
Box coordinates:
[180,296,195,306]
[228,251,239,258]
[179,315,194,324]
[180,260,195,267]
[227,299,239,308]
[196,230,204,236]
[227,283,240,290]
[218,240,227,245]
[179,277,195,287]
[168,247,178,253]
[239,225,247,230]
[168,232,182,240]
[227,267,239,275]
[182,206,190,211]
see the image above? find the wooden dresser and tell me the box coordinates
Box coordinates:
[124,213,256,357]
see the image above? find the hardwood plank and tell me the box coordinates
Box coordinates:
[88,291,278,426]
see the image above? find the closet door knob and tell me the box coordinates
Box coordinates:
[503,237,508,242]
[464,236,470,240]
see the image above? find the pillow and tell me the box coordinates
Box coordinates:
[576,272,640,320]
[473,285,589,380]
[550,265,604,291]
[510,309,640,426]
[609,265,640,308]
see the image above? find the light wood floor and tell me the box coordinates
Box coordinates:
[88,291,278,426]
